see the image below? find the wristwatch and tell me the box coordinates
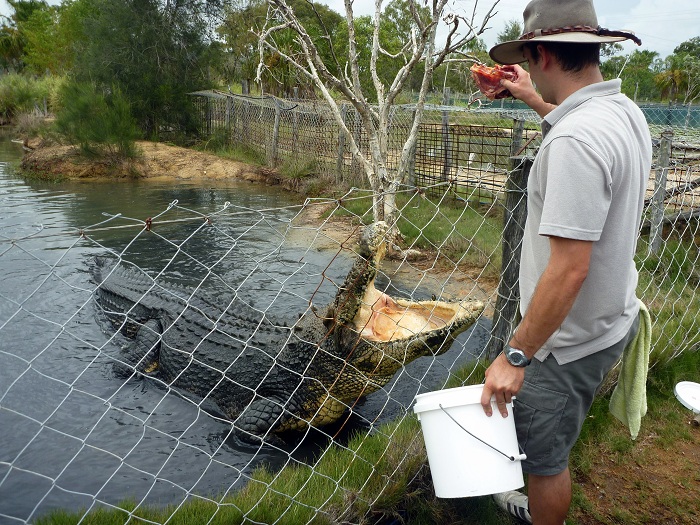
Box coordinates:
[504,344,531,367]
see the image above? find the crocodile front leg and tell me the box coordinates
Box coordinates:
[234,396,288,445]
[113,318,162,378]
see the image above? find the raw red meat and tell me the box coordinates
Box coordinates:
[470,63,517,100]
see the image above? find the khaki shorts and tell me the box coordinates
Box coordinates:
[514,315,640,476]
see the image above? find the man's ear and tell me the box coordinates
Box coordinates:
[536,44,553,70]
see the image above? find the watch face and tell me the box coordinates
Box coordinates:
[506,347,529,367]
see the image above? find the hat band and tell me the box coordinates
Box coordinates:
[519,25,642,46]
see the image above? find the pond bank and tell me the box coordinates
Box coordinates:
[20,139,286,185]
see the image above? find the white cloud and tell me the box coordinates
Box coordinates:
[3,0,698,60]
[487,0,700,59]
[321,0,700,59]
[603,0,700,58]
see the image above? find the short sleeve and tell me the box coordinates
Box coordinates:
[538,136,612,241]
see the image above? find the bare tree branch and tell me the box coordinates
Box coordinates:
[256,0,501,226]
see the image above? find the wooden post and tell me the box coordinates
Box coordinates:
[336,104,348,182]
[408,109,418,186]
[292,104,299,161]
[231,96,239,143]
[486,156,533,361]
[649,130,673,255]
[206,97,212,137]
[225,96,232,141]
[510,118,525,157]
[270,99,281,165]
[442,87,451,181]
[241,99,249,145]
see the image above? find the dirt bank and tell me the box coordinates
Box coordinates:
[20,140,286,185]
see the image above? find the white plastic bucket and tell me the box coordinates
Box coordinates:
[413,384,525,498]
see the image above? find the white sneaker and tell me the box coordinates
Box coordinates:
[492,491,532,523]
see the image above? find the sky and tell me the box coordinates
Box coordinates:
[480,0,700,59]
[1,0,699,60]
[319,0,700,60]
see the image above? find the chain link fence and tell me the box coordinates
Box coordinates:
[0,93,698,524]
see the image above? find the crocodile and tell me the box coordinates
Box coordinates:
[93,222,484,442]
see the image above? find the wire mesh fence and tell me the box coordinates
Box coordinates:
[1,94,699,524]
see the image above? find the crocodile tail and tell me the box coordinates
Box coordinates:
[91,256,114,284]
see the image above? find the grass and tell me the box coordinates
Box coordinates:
[334,187,504,279]
[565,347,700,525]
[38,347,695,525]
[35,416,431,525]
[193,128,268,166]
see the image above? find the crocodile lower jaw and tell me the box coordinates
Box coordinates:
[353,281,483,342]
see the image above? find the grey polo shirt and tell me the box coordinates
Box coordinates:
[519,79,652,364]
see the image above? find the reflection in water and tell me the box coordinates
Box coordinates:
[0,134,488,522]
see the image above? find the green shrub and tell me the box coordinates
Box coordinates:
[0,72,64,121]
[53,81,141,158]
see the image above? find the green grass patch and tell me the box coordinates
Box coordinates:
[635,236,700,366]
[572,346,700,473]
[335,188,503,278]
[198,137,267,166]
[36,416,430,525]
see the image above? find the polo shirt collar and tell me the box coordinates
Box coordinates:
[541,79,622,137]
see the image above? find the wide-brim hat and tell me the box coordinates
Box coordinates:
[489,0,641,65]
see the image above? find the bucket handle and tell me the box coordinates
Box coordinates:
[439,404,527,463]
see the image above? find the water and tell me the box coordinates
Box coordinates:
[0,133,489,523]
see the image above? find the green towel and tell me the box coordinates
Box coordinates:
[609,300,652,440]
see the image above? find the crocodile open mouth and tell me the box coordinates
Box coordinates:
[353,281,482,342]
[332,221,484,346]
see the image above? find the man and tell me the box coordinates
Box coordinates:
[479,1,652,524]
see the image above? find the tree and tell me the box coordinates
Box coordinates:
[674,36,700,58]
[601,50,660,102]
[496,18,520,45]
[600,42,624,58]
[656,50,700,105]
[255,0,500,227]
[0,0,49,71]
[54,81,141,158]
[330,1,431,100]
[217,0,268,88]
[71,0,222,137]
[20,0,99,74]
[219,0,342,96]
[653,37,700,105]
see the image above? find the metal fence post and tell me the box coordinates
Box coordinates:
[649,129,673,255]
[487,156,533,361]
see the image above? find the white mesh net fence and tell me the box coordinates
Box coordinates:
[1,99,699,524]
